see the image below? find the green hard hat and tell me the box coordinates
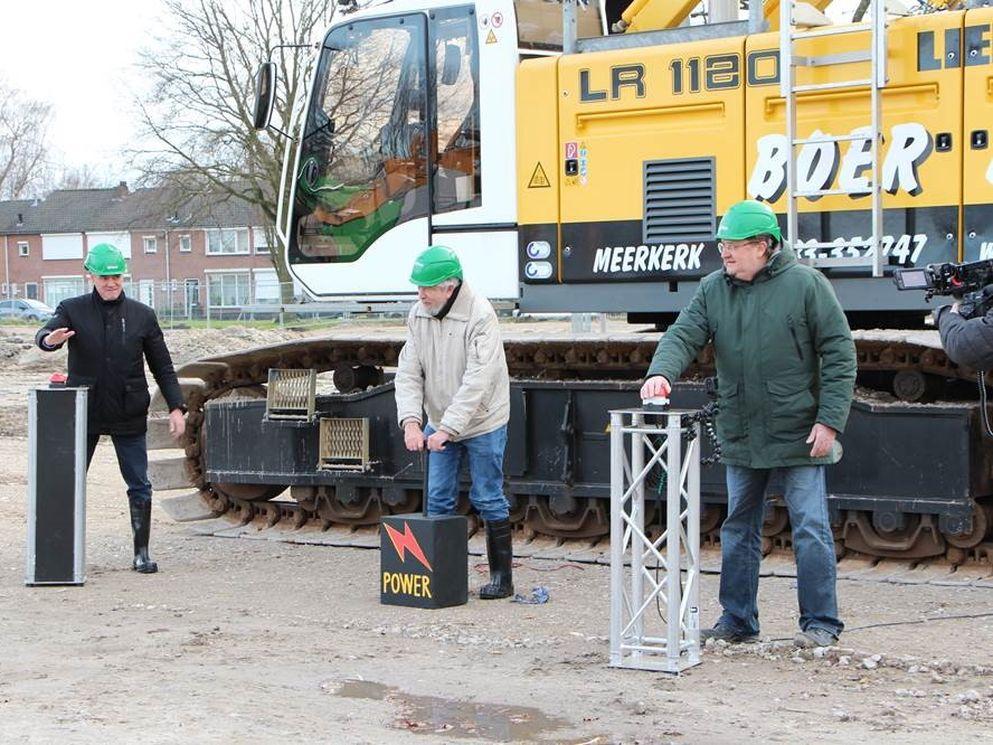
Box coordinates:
[409,245,463,286]
[83,243,128,275]
[716,200,782,242]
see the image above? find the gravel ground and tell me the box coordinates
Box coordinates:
[4,432,993,743]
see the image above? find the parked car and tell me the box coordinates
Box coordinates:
[0,298,54,321]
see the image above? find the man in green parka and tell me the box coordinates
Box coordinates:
[641,200,856,648]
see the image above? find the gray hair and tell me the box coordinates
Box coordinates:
[759,234,778,257]
[437,277,461,292]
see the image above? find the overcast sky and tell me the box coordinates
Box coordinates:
[0,1,164,185]
[0,0,866,189]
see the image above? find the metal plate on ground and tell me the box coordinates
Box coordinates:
[212,522,273,540]
[148,456,190,491]
[146,417,182,451]
[531,540,572,560]
[835,557,878,579]
[514,536,561,558]
[929,566,993,587]
[883,563,958,585]
[189,517,243,536]
[159,492,215,523]
[348,526,382,548]
[763,554,799,578]
[563,540,608,564]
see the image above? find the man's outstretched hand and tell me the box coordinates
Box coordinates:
[44,327,75,347]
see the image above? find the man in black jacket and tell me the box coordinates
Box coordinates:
[36,243,186,574]
[937,301,993,370]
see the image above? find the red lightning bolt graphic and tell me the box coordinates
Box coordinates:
[383,521,433,572]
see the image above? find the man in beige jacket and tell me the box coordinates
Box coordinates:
[395,245,513,599]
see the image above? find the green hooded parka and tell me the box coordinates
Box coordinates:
[647,245,857,468]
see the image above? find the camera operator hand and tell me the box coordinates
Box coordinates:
[937,295,993,370]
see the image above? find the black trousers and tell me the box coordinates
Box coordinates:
[86,433,152,505]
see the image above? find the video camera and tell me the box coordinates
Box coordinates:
[893,259,993,320]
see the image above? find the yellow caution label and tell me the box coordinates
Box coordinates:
[528,162,550,189]
[486,29,497,44]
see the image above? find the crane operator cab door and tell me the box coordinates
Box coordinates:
[285,2,519,301]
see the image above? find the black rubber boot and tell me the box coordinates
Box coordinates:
[129,499,158,574]
[479,519,513,600]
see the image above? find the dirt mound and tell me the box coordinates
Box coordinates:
[162,326,309,366]
[0,328,50,372]
[0,324,317,374]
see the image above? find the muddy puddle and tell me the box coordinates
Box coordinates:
[333,678,602,742]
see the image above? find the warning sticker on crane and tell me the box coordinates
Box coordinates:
[486,29,497,44]
[528,162,550,188]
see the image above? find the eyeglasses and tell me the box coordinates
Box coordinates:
[717,239,766,254]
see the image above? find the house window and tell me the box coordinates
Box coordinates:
[25,282,37,300]
[138,279,155,307]
[206,228,250,255]
[44,276,84,307]
[17,242,29,257]
[207,272,251,307]
[143,236,157,254]
[184,278,200,314]
[253,269,280,303]
[179,235,192,253]
[42,234,83,261]
[252,227,271,254]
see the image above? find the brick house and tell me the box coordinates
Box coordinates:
[0,184,290,317]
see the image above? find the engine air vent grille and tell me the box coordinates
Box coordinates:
[643,157,716,245]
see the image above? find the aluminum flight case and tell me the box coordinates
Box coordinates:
[26,386,87,586]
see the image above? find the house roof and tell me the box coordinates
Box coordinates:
[0,199,35,233]
[0,183,268,235]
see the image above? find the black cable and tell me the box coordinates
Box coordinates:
[651,402,721,621]
[747,611,993,645]
[845,610,993,632]
[980,371,993,439]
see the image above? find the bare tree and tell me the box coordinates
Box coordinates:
[135,0,335,302]
[0,82,52,200]
[46,163,110,192]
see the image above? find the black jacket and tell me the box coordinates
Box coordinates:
[36,290,185,435]
[937,304,993,370]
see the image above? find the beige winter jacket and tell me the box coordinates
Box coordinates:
[394,282,510,441]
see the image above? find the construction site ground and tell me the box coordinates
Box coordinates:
[3,323,993,743]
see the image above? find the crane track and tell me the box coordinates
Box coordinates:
[167,329,993,568]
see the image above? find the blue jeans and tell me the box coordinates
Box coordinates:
[86,433,153,506]
[424,425,509,522]
[718,465,843,637]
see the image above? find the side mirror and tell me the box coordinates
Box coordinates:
[252,62,277,130]
[441,44,462,86]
